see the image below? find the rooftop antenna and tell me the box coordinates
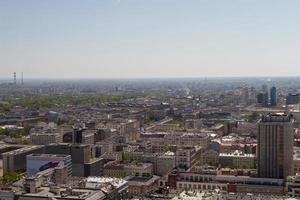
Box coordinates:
[14,72,16,85]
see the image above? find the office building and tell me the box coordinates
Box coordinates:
[257,92,268,107]
[258,114,294,179]
[270,86,277,106]
[30,132,62,145]
[286,93,300,105]
[26,154,72,176]
[84,158,105,177]
[219,150,255,169]
[45,143,93,177]
[2,146,45,173]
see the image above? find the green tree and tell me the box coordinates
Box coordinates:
[0,127,7,135]
[195,159,202,166]
[0,172,25,186]
[22,139,30,145]
[165,145,177,153]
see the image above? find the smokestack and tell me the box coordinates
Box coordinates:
[14,72,16,85]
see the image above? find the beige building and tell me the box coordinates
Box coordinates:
[175,146,203,170]
[30,133,62,145]
[219,150,255,169]
[104,161,153,178]
[125,163,153,177]
[120,119,140,142]
[127,175,160,197]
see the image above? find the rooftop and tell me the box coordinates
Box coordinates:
[2,145,43,156]
[261,113,293,123]
[85,176,127,189]
[27,154,71,158]
[21,186,105,200]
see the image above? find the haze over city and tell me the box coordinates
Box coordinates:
[1,0,300,79]
[3,1,300,200]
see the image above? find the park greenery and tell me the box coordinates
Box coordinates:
[0,127,22,138]
[22,138,30,145]
[0,172,25,186]
[165,144,177,153]
[167,119,184,128]
[0,127,7,135]
[0,95,136,113]
[0,93,172,115]
[121,152,141,163]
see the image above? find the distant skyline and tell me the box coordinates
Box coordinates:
[1,0,300,79]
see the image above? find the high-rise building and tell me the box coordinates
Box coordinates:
[262,84,268,93]
[44,143,93,177]
[286,93,300,105]
[257,92,268,107]
[258,114,294,179]
[270,86,277,107]
[13,72,16,85]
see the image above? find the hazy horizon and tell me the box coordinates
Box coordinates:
[1,0,300,79]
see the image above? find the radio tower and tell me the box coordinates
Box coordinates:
[14,72,16,85]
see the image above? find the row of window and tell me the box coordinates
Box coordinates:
[178,182,227,191]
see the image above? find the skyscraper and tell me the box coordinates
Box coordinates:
[286,93,300,105]
[270,86,277,106]
[257,92,268,107]
[13,72,16,85]
[258,113,294,179]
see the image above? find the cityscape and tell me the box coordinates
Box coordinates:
[0,76,299,199]
[2,0,300,200]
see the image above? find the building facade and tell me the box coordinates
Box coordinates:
[258,114,294,179]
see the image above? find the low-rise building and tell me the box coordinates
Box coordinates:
[30,132,62,145]
[126,175,160,197]
[286,173,300,197]
[175,146,203,170]
[219,150,255,169]
[19,187,106,200]
[84,176,128,199]
[104,161,153,178]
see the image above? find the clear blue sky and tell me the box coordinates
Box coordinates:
[1,0,300,78]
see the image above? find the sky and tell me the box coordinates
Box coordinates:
[1,0,300,79]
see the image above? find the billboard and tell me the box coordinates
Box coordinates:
[27,158,65,176]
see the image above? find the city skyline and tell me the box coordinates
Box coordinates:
[1,0,300,78]
[2,1,300,199]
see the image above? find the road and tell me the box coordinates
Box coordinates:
[144,117,173,131]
